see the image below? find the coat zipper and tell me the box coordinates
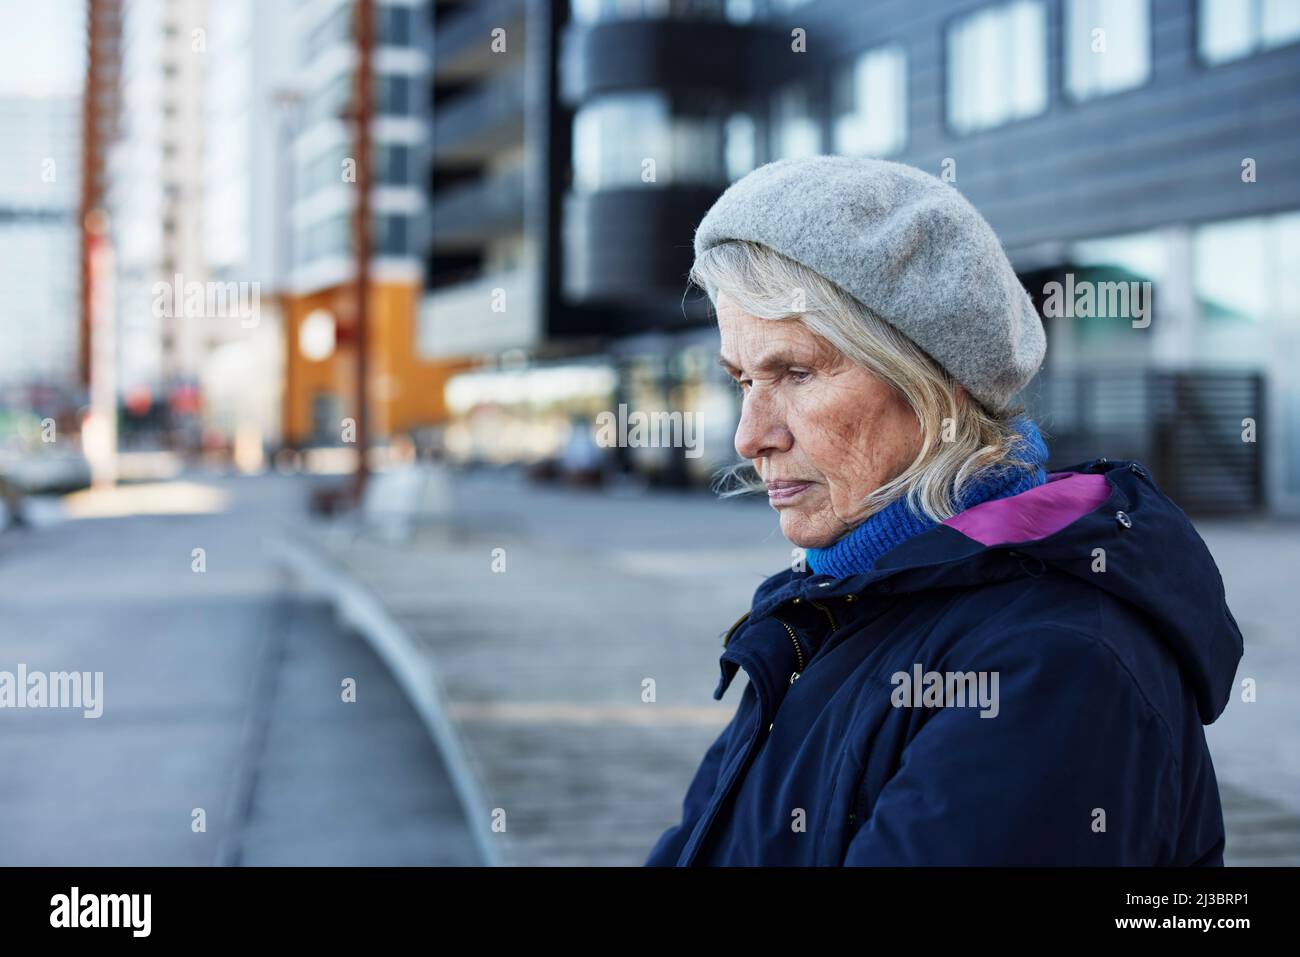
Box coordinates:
[773,615,805,681]
[684,612,809,864]
[684,602,836,863]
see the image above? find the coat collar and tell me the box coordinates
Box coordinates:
[714,458,1138,702]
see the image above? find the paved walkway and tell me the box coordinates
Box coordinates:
[280,468,1300,866]
[0,476,480,866]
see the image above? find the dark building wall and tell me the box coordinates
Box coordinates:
[786,0,1300,250]
[557,0,1300,320]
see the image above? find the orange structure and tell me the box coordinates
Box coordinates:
[281,280,471,448]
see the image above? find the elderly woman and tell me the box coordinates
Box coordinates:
[644,156,1243,867]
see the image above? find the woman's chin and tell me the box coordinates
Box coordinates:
[779,512,839,551]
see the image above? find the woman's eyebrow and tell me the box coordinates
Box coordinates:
[717,351,801,376]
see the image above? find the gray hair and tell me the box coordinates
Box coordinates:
[689,239,1037,523]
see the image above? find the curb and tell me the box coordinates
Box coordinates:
[264,533,507,867]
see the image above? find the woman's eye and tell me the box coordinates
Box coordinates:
[789,369,812,384]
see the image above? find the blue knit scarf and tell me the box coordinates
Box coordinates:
[804,416,1049,578]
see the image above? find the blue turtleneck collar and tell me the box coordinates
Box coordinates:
[804,417,1049,579]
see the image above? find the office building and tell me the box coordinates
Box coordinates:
[431,0,1300,513]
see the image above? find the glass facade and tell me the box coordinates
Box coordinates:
[1031,211,1300,507]
[772,83,820,158]
[1199,0,1300,64]
[1045,230,1168,385]
[294,212,350,267]
[374,142,412,187]
[572,93,739,191]
[1193,212,1300,359]
[301,69,413,127]
[554,0,1300,509]
[376,212,409,256]
[725,112,757,183]
[301,72,350,127]
[376,4,413,46]
[296,143,411,199]
[570,0,813,18]
[296,145,346,201]
[292,210,415,265]
[947,0,1048,133]
[376,73,412,115]
[443,362,618,467]
[292,1,424,276]
[1192,211,1300,503]
[302,0,413,64]
[831,44,907,157]
[302,2,350,66]
[571,0,775,22]
[1065,0,1151,100]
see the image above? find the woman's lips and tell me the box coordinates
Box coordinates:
[766,481,812,504]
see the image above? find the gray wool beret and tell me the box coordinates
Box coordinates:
[692,154,1046,412]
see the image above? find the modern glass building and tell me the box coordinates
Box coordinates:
[0,95,82,404]
[108,0,208,402]
[425,0,1300,512]
[281,0,468,448]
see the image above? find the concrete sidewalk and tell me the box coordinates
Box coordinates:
[0,475,480,866]
[273,468,1300,866]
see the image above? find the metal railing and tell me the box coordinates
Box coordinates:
[1028,368,1264,514]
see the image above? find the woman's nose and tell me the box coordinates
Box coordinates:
[734,391,792,461]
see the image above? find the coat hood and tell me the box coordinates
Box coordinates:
[741,458,1244,725]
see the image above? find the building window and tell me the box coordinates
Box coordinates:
[947,0,1047,134]
[725,0,758,20]
[376,214,409,256]
[377,73,410,115]
[375,142,410,186]
[725,112,756,182]
[1199,0,1300,64]
[1193,213,1300,332]
[571,0,729,22]
[1065,0,1151,100]
[1191,210,1300,500]
[772,83,820,159]
[294,213,350,267]
[377,5,412,47]
[296,144,350,201]
[548,0,814,18]
[572,93,729,191]
[310,392,342,446]
[1067,231,1168,344]
[832,44,906,157]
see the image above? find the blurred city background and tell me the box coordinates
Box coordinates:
[0,0,1297,866]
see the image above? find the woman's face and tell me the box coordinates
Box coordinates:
[717,295,923,549]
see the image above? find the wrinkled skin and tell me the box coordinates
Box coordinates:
[717,294,923,549]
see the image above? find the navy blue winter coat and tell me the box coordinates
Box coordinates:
[644,459,1244,866]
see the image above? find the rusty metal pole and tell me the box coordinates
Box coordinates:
[350,0,374,506]
[273,89,303,451]
[79,0,109,392]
